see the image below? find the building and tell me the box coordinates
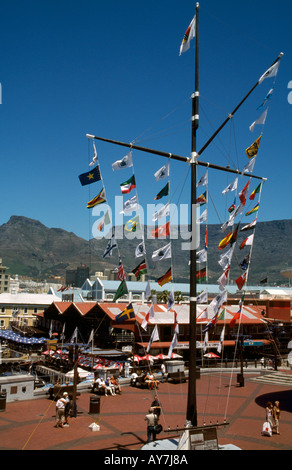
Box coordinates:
[65,265,90,287]
[0,259,10,294]
[0,291,60,330]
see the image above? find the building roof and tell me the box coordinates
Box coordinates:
[98,302,267,326]
[0,292,60,306]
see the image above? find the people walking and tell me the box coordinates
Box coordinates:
[144,407,158,443]
[151,395,162,418]
[55,394,67,428]
[63,392,71,427]
[273,401,280,435]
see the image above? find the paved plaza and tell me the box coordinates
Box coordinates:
[0,368,291,452]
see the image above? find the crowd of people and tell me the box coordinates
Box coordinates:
[93,375,122,396]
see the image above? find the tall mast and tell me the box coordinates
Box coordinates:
[186,1,199,427]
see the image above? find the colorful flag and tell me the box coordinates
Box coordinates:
[218,231,233,250]
[157,268,172,287]
[141,304,154,331]
[240,234,254,250]
[112,151,133,171]
[132,259,147,280]
[152,202,170,221]
[120,195,138,214]
[87,188,106,209]
[203,310,220,333]
[250,183,262,200]
[152,243,171,262]
[154,163,169,181]
[218,309,226,321]
[228,198,236,213]
[120,174,136,194]
[235,272,248,290]
[79,165,101,186]
[240,254,250,271]
[229,296,244,329]
[245,203,259,216]
[151,221,170,238]
[97,210,111,232]
[113,280,128,302]
[249,109,268,132]
[240,218,257,232]
[179,14,196,55]
[115,303,135,324]
[124,215,140,232]
[246,136,261,159]
[103,231,117,258]
[197,268,207,283]
[239,179,251,205]
[217,266,230,291]
[258,60,280,84]
[222,178,238,195]
[118,258,126,281]
[196,191,207,205]
[154,182,169,200]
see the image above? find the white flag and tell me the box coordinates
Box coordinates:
[196,171,208,187]
[197,209,207,224]
[208,290,227,317]
[196,248,207,263]
[154,162,169,181]
[145,281,151,301]
[258,60,280,84]
[146,325,159,352]
[151,242,171,262]
[112,151,133,171]
[87,329,94,345]
[89,141,98,167]
[152,202,170,221]
[249,109,268,132]
[218,245,235,271]
[203,331,208,353]
[135,241,146,258]
[242,157,256,175]
[179,14,196,55]
[196,290,208,304]
[217,326,225,354]
[168,331,178,357]
[70,327,78,343]
[222,178,238,195]
[120,195,138,214]
[167,290,175,311]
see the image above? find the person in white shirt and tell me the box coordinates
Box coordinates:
[55,395,67,428]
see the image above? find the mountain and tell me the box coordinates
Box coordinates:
[0,215,291,285]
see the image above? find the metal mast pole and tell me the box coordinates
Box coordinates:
[186,2,199,427]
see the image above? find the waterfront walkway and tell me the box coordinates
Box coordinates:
[0,368,291,451]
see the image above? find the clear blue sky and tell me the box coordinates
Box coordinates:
[0,0,291,241]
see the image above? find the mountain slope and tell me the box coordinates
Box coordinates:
[0,215,291,285]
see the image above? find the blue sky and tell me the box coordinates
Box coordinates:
[0,0,291,241]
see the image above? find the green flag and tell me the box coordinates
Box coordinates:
[113,280,129,302]
[154,182,169,200]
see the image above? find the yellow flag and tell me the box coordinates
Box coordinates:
[246,136,261,159]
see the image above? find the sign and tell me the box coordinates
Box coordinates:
[243,340,263,347]
[189,427,218,451]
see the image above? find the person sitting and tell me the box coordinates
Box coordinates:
[130,371,139,386]
[110,376,122,394]
[105,377,115,396]
[94,376,108,396]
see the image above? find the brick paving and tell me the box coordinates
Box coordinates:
[0,369,291,451]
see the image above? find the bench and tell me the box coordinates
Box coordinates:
[48,385,80,400]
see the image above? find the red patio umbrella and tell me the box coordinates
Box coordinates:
[203,352,220,358]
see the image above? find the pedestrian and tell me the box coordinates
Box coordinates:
[63,392,71,427]
[265,401,274,431]
[273,401,280,435]
[151,395,162,418]
[160,363,166,383]
[55,395,67,428]
[144,407,158,443]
